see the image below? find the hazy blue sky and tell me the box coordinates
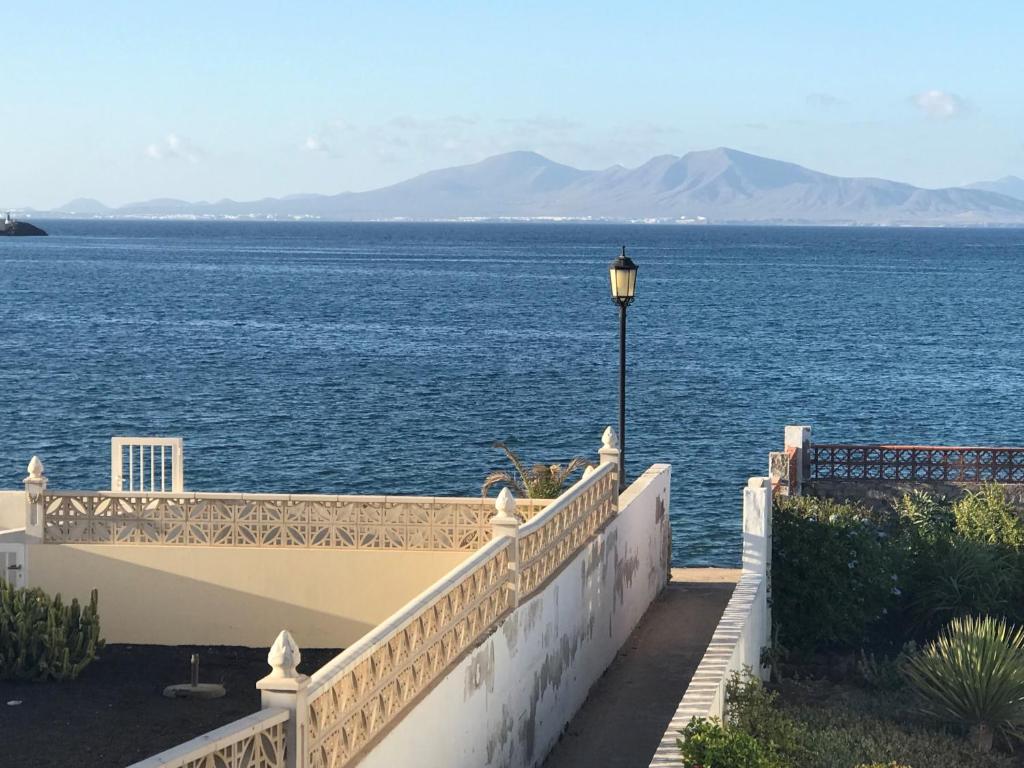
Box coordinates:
[4,1,1022,208]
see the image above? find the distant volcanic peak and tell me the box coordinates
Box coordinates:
[45,148,1024,224]
[966,175,1024,201]
[55,197,111,214]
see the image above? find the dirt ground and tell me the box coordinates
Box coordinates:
[0,644,340,768]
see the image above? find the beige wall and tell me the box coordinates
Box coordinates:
[0,491,23,531]
[27,544,469,648]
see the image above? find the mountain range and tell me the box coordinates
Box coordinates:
[36,148,1024,225]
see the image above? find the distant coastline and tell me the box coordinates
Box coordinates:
[13,148,1024,228]
[16,215,1024,229]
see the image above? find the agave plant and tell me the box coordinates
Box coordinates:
[904,614,1024,752]
[481,441,591,502]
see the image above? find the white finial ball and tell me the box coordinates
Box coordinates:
[602,426,618,450]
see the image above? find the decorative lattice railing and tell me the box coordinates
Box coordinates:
[40,492,546,550]
[301,453,619,768]
[518,462,618,596]
[305,535,517,767]
[126,707,288,768]
[810,444,1024,483]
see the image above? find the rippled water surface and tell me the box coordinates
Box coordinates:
[2,221,1023,564]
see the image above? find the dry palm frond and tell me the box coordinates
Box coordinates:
[481,441,593,500]
[481,470,527,499]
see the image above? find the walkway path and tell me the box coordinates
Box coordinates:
[541,568,739,768]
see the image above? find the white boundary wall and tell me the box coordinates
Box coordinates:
[648,476,771,767]
[359,464,672,768]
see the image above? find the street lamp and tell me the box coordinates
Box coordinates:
[608,245,638,490]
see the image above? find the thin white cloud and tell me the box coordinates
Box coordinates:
[145,133,202,162]
[807,92,844,108]
[913,90,966,119]
[298,114,683,173]
[302,136,330,153]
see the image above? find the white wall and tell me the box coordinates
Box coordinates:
[359,464,672,768]
[0,491,23,531]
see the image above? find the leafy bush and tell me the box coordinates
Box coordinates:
[772,496,899,653]
[677,717,779,768]
[894,490,954,543]
[856,645,916,691]
[481,441,591,501]
[726,671,809,764]
[774,490,1024,657]
[903,615,1024,753]
[723,671,1013,768]
[905,539,1015,634]
[781,680,1017,768]
[953,485,1024,550]
[0,581,104,681]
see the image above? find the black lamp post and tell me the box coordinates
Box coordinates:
[608,246,638,490]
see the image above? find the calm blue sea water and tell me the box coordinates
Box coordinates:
[2,221,1023,565]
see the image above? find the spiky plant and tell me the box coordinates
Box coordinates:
[481,441,591,502]
[904,614,1024,753]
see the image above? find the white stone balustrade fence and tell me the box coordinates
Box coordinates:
[304,535,518,766]
[302,458,618,767]
[126,707,289,768]
[37,491,548,551]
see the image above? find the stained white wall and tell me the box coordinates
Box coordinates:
[359,464,672,768]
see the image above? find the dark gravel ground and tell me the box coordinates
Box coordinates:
[0,644,340,768]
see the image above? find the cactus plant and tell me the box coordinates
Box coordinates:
[0,579,104,681]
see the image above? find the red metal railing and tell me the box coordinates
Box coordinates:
[810,444,1024,483]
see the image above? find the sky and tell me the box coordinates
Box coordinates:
[3,1,1023,209]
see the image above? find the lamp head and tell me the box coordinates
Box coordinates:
[609,246,638,306]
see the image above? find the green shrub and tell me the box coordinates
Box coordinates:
[0,580,104,681]
[952,486,1024,550]
[905,539,1015,634]
[903,615,1024,753]
[856,645,916,691]
[895,490,954,544]
[726,671,809,764]
[772,496,898,653]
[677,717,779,768]
[782,680,1017,768]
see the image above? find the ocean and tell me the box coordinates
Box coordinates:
[2,220,1023,565]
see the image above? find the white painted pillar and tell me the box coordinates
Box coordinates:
[23,456,46,542]
[743,476,772,680]
[257,630,309,768]
[784,425,811,495]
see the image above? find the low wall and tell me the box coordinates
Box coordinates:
[806,479,1024,510]
[648,477,771,768]
[0,490,22,530]
[358,464,672,768]
[27,545,469,647]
